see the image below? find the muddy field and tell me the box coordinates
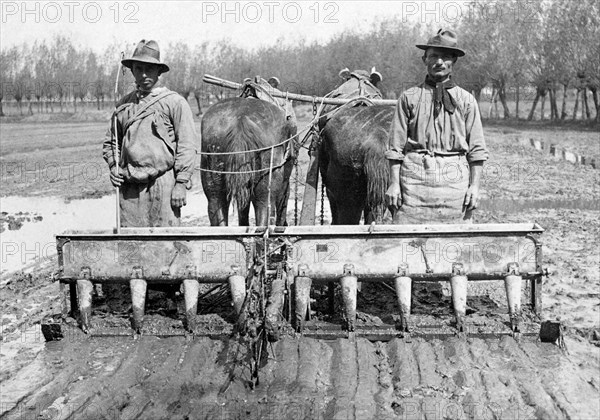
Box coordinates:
[1,106,599,419]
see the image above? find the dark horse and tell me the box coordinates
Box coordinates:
[201,97,296,226]
[319,72,394,224]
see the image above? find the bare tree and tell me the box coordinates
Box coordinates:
[0,48,13,116]
[190,42,211,115]
[163,41,192,100]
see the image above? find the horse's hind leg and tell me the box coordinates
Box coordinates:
[207,195,229,226]
[363,205,386,225]
[275,192,289,226]
[363,206,376,225]
[334,199,363,224]
[252,195,270,226]
[253,174,276,226]
[238,202,251,226]
[327,187,339,224]
[325,176,365,225]
[202,162,229,226]
[275,164,292,226]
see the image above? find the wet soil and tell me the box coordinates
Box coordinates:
[2,332,598,419]
[2,205,598,419]
[1,115,599,419]
[0,211,43,233]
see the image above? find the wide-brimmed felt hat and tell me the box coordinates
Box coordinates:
[416,29,465,57]
[121,39,170,73]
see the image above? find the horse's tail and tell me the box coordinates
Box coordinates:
[364,143,389,221]
[224,115,262,209]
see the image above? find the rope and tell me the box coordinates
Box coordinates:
[197,95,368,157]
[311,97,326,226]
[293,158,299,226]
[198,94,374,176]
[266,146,275,226]
[197,160,287,174]
[295,96,375,152]
[320,180,325,225]
[198,135,294,155]
[315,92,377,226]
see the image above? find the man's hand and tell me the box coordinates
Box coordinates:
[464,161,483,210]
[171,183,187,208]
[109,166,124,187]
[463,184,480,210]
[385,183,402,212]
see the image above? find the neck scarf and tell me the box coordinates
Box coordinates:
[424,75,456,118]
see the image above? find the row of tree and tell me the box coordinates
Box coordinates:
[1,0,598,121]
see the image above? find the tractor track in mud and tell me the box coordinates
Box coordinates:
[2,332,599,420]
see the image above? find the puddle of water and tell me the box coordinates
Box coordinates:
[2,192,595,276]
[0,192,310,276]
[0,193,223,275]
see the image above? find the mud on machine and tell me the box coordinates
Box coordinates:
[54,223,546,340]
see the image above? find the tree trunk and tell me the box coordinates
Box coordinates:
[17,100,23,116]
[28,100,33,115]
[470,87,482,114]
[589,86,599,123]
[540,94,546,120]
[515,83,519,120]
[583,87,590,119]
[73,98,77,113]
[97,97,100,111]
[0,100,4,117]
[572,88,580,120]
[488,88,497,119]
[498,85,510,119]
[194,94,202,116]
[550,88,559,120]
[527,92,540,120]
[560,84,568,119]
[549,88,555,120]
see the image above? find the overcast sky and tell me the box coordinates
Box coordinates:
[0,1,470,52]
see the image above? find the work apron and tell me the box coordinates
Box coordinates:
[393,151,472,224]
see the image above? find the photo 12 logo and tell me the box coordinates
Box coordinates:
[200,1,339,24]
[399,1,542,24]
[1,1,139,24]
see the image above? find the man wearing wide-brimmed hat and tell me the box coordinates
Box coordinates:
[385,29,488,223]
[102,39,197,227]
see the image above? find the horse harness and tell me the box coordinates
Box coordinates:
[238,77,298,166]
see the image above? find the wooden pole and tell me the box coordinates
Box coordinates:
[202,74,398,107]
[113,53,124,234]
[299,147,320,226]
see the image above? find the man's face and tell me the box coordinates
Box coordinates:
[131,62,161,91]
[422,47,457,81]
